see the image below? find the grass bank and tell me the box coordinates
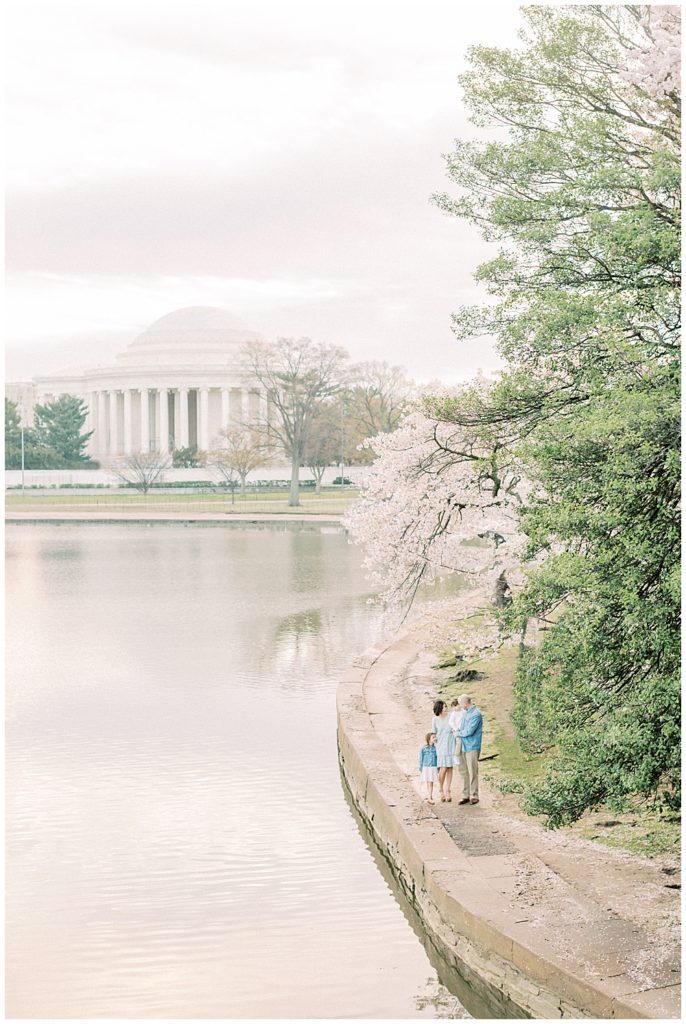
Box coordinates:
[434,613,680,861]
[5,488,359,517]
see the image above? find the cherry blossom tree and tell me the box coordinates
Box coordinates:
[427,4,680,823]
[345,382,530,620]
[618,5,681,110]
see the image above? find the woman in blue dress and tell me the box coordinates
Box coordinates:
[432,699,456,801]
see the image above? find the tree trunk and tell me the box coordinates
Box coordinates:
[493,570,512,607]
[309,466,325,494]
[289,453,300,506]
[240,473,247,496]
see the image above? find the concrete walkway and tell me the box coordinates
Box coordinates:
[338,616,680,1018]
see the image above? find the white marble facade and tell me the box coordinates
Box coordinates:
[23,307,270,459]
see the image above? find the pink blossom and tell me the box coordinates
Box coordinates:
[344,382,530,611]
[620,6,681,109]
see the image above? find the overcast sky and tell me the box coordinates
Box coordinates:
[5,0,524,383]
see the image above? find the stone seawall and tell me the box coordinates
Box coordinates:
[336,622,679,1019]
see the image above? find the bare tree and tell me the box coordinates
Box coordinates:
[349,361,414,435]
[242,337,348,506]
[113,452,170,494]
[302,401,341,493]
[208,427,272,495]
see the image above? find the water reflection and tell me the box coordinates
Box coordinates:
[341,776,525,1020]
[6,523,473,1019]
[287,528,326,592]
[271,607,323,675]
[416,980,471,1019]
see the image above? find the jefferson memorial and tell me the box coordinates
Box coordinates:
[17,307,270,459]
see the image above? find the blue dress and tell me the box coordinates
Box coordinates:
[432,714,456,768]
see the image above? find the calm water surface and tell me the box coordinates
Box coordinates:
[6,524,472,1019]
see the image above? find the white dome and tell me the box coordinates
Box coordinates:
[116,306,262,368]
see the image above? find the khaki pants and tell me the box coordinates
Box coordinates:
[459,748,479,800]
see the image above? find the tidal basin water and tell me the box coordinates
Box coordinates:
[6,523,474,1019]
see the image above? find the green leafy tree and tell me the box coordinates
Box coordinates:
[172,445,206,468]
[5,399,23,469]
[427,5,680,825]
[33,394,94,467]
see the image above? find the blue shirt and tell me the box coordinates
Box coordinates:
[419,744,438,769]
[458,705,483,752]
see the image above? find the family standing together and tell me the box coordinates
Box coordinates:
[418,695,483,805]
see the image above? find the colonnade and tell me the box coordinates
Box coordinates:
[82,385,267,458]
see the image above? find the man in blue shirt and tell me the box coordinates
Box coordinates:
[456,694,483,805]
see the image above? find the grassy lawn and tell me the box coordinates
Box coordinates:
[5,488,360,516]
[434,612,680,860]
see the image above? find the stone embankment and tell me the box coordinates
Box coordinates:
[337,616,680,1019]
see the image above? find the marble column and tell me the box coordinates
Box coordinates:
[83,393,92,433]
[85,392,96,457]
[240,389,250,424]
[199,387,210,451]
[123,389,133,454]
[172,390,180,450]
[221,388,230,430]
[158,388,169,454]
[140,388,150,453]
[97,391,107,457]
[259,388,268,425]
[109,390,119,455]
[179,388,189,448]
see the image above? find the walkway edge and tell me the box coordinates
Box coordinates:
[336,623,668,1020]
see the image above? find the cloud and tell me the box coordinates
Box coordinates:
[5,125,501,381]
[6,126,480,276]
[5,0,519,383]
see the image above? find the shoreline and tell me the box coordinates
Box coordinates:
[5,511,344,524]
[336,611,680,1019]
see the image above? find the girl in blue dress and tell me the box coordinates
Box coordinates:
[418,731,438,804]
[432,699,456,802]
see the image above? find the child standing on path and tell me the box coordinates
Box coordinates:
[418,732,438,804]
